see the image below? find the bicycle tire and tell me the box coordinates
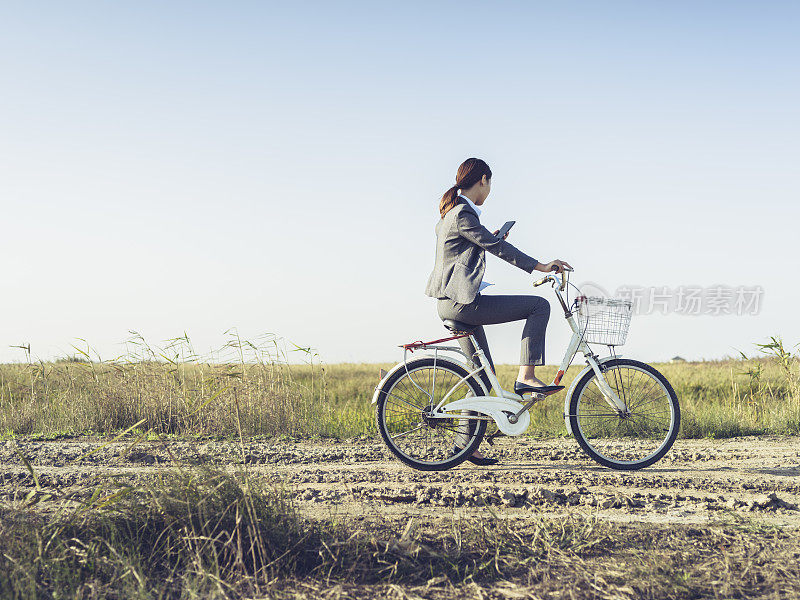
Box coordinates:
[568,358,680,470]
[375,357,487,471]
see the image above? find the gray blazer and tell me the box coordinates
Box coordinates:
[424,197,540,305]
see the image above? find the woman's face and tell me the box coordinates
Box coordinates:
[474,175,492,205]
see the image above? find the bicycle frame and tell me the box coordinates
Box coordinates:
[381,271,629,437]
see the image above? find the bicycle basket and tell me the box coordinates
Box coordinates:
[575,296,633,346]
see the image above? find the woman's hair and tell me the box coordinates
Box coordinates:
[439,158,492,218]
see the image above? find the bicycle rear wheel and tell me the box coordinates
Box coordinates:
[568,358,680,470]
[375,357,487,471]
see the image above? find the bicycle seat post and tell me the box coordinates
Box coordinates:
[440,319,499,395]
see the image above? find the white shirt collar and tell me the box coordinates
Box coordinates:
[458,193,481,216]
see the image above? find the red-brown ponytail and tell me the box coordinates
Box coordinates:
[439,158,492,218]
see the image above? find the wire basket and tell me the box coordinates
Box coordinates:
[575,296,633,346]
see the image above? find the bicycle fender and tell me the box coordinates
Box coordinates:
[371,357,489,404]
[563,355,619,435]
[372,361,410,404]
[441,396,531,436]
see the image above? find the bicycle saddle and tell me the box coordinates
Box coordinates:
[442,319,477,333]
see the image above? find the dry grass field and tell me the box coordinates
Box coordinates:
[1,332,798,598]
[1,332,798,441]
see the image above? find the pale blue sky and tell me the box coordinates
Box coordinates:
[1,1,798,365]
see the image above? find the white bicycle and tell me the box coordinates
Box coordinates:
[372,267,680,471]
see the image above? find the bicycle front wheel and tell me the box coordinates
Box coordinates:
[568,358,680,470]
[376,357,487,471]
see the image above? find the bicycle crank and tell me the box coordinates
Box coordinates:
[508,392,546,424]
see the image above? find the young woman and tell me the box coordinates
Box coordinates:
[424,157,572,464]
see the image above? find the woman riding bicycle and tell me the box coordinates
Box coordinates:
[424,157,572,464]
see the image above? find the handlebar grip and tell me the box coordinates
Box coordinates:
[533,264,573,288]
[549,263,574,274]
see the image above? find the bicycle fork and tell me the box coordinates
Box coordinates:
[582,355,628,413]
[559,313,628,414]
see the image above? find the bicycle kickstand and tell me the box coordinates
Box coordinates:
[484,429,506,446]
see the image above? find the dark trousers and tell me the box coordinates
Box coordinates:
[437,293,551,391]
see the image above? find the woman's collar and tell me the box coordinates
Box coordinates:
[458,193,481,216]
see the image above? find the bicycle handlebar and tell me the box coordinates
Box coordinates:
[532,264,573,291]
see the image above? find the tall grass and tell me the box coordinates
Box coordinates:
[1,332,799,439]
[0,330,348,438]
[669,336,800,437]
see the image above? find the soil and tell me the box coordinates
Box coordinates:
[2,435,799,527]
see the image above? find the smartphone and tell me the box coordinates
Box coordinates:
[496,220,515,239]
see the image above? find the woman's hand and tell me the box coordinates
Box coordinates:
[492,229,510,240]
[536,259,573,274]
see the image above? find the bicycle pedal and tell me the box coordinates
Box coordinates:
[521,392,546,401]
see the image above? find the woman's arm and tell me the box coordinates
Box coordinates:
[456,210,539,273]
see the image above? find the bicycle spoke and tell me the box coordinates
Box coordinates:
[391,423,425,440]
[386,392,422,410]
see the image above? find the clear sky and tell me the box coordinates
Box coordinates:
[1,1,798,366]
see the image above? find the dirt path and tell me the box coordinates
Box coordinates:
[2,435,799,527]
